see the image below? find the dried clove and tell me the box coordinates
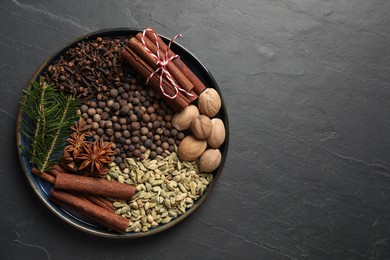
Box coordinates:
[43,36,130,102]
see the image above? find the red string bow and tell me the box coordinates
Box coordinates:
[140,28,194,99]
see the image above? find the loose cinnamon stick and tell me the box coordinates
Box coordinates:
[144,27,206,95]
[49,169,62,177]
[32,167,115,211]
[54,172,136,200]
[129,36,195,93]
[121,47,191,111]
[96,197,115,212]
[55,165,115,211]
[32,167,55,184]
[52,164,66,173]
[82,193,114,212]
[50,189,128,233]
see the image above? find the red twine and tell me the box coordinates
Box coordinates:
[140,28,193,99]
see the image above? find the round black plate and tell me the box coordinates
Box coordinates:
[16,28,229,238]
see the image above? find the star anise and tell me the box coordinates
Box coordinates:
[64,132,88,157]
[71,117,92,136]
[60,150,78,172]
[76,138,113,176]
[97,137,115,157]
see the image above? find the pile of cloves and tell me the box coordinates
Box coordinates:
[43,36,131,101]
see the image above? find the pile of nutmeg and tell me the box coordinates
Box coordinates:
[173,88,225,173]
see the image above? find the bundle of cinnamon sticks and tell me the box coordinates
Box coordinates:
[121,27,206,111]
[32,165,135,233]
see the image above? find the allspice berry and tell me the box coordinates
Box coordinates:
[191,115,212,140]
[199,149,221,173]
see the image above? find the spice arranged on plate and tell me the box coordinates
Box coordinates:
[43,37,129,101]
[62,134,114,176]
[21,28,226,234]
[121,27,203,111]
[175,88,225,170]
[79,77,186,165]
[31,164,134,233]
[107,150,212,232]
[20,80,132,233]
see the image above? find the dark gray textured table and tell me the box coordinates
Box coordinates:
[1,0,390,259]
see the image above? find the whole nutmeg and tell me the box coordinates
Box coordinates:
[207,118,226,148]
[199,149,221,173]
[198,88,221,117]
[177,135,207,161]
[191,115,212,140]
[172,105,199,131]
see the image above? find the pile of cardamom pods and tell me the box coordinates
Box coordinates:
[107,149,213,232]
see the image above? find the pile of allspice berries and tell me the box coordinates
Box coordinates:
[173,88,225,172]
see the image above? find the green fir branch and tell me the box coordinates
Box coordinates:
[20,79,80,172]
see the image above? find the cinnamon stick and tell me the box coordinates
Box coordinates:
[96,196,115,212]
[49,169,62,177]
[129,36,195,93]
[32,167,115,211]
[124,46,191,105]
[144,27,206,95]
[52,164,66,173]
[82,193,114,212]
[121,47,192,111]
[54,172,136,200]
[50,189,128,233]
[32,167,55,184]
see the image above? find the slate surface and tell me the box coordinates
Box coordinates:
[1,0,390,259]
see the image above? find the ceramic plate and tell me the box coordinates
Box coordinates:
[16,28,228,238]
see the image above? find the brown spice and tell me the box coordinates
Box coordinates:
[50,189,129,233]
[143,27,206,95]
[76,138,114,176]
[43,37,130,101]
[64,132,88,157]
[70,118,92,136]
